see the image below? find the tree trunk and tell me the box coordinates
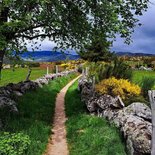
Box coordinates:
[0,50,5,80]
[148,90,155,155]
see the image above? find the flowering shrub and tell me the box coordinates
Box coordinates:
[95,77,141,100]
[60,63,76,70]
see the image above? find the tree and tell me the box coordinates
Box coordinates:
[0,0,149,73]
[78,38,116,62]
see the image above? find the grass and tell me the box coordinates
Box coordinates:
[0,73,78,155]
[132,70,155,87]
[0,67,47,86]
[65,81,126,155]
[132,70,155,95]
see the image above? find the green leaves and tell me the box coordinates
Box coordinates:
[0,132,31,155]
[0,0,150,54]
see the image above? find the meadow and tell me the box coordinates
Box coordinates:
[132,70,155,89]
[0,67,47,86]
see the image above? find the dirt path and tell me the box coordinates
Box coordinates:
[44,75,81,155]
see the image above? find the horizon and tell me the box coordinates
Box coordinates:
[25,50,155,55]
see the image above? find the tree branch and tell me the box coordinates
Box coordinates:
[14,32,60,40]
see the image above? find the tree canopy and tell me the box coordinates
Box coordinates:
[0,0,149,70]
[78,38,116,62]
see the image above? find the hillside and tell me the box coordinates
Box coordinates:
[21,51,80,62]
[116,52,155,57]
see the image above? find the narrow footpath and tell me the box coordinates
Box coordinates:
[44,75,81,155]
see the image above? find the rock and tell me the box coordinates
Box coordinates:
[116,112,151,155]
[34,80,43,88]
[122,102,151,122]
[96,94,125,110]
[0,87,12,97]
[81,85,93,102]
[86,96,98,112]
[78,76,152,155]
[78,76,94,102]
[13,91,23,97]
[0,69,77,130]
[78,76,93,92]
[0,96,18,113]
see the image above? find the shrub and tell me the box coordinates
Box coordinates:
[125,95,148,106]
[77,65,82,73]
[84,61,107,83]
[29,62,40,67]
[0,132,31,155]
[84,59,132,84]
[140,77,155,98]
[95,77,141,102]
[104,59,132,80]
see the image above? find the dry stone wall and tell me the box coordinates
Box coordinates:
[0,70,76,129]
[78,76,152,155]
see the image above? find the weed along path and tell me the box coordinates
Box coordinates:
[44,75,81,155]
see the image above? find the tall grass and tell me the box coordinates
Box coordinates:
[132,70,155,97]
[65,81,126,155]
[0,73,78,155]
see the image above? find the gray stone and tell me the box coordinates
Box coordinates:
[13,91,23,97]
[0,96,18,113]
[78,76,152,155]
[122,102,151,122]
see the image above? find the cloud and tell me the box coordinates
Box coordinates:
[113,1,155,54]
[26,39,56,51]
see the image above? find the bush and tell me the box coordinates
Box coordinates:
[84,59,132,84]
[84,61,107,83]
[104,59,132,80]
[125,95,148,106]
[95,77,141,102]
[77,65,82,73]
[0,132,31,155]
[140,77,155,98]
[29,62,40,67]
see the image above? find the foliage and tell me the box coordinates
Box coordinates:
[65,81,126,155]
[84,59,132,83]
[1,73,78,155]
[131,70,155,88]
[131,70,155,102]
[0,132,31,155]
[59,62,76,70]
[125,95,148,106]
[28,62,40,68]
[140,77,155,98]
[84,61,107,83]
[96,77,141,101]
[79,39,116,62]
[104,59,132,80]
[0,0,149,72]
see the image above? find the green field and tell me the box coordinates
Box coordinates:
[65,81,126,155]
[0,68,47,86]
[132,70,155,88]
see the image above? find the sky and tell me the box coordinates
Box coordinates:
[27,1,155,54]
[112,0,155,54]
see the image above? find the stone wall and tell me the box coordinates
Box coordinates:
[0,70,76,129]
[78,76,152,155]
